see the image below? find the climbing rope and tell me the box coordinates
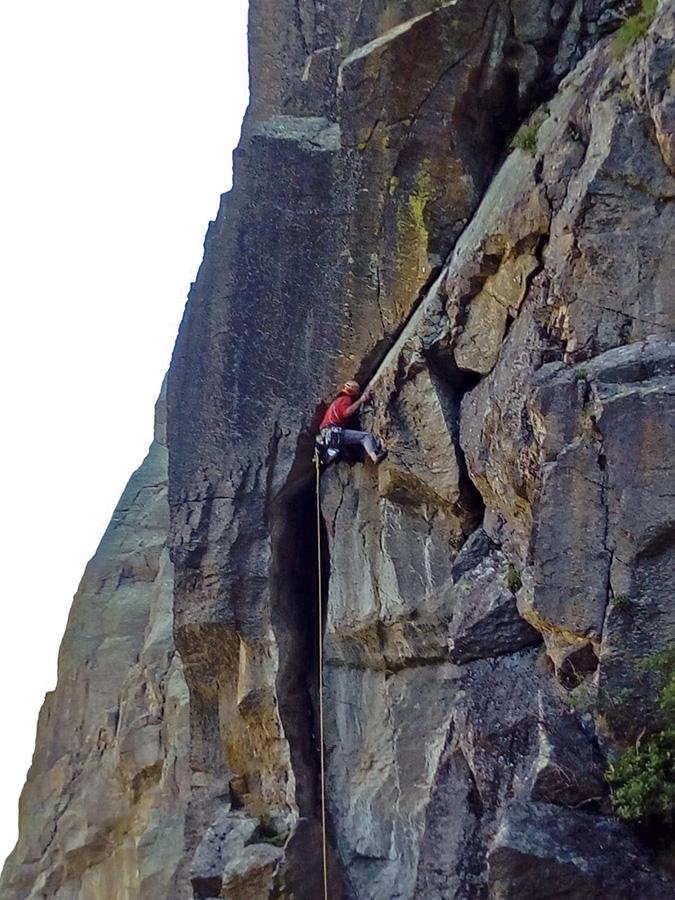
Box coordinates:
[315,450,330,900]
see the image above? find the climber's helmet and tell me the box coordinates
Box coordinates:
[342,380,360,396]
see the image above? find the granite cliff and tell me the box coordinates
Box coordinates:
[4,1,675,898]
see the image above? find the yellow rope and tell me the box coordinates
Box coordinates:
[315,450,329,900]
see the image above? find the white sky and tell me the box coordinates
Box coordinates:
[0,0,249,868]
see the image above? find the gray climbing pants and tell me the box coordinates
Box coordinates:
[341,429,379,457]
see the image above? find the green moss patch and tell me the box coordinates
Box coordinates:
[612,0,658,60]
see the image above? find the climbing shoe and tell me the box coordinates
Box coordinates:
[374,448,388,465]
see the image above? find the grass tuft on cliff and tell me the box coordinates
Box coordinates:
[612,0,659,59]
[510,107,549,157]
[511,122,540,156]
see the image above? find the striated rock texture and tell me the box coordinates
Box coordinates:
[5,0,675,898]
[0,387,191,900]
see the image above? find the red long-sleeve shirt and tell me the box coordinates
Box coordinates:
[320,394,354,429]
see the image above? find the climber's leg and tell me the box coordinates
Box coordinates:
[341,429,386,463]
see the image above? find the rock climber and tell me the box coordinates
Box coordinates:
[317,380,387,465]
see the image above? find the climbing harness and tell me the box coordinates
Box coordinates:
[315,450,330,900]
[316,425,343,466]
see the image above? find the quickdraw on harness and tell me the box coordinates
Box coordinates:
[315,425,343,466]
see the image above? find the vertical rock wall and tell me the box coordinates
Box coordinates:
[167,0,675,898]
[320,5,675,896]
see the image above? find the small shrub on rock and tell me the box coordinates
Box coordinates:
[511,123,540,156]
[608,645,675,824]
[608,730,675,822]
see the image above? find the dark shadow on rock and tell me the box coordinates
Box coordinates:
[269,468,348,898]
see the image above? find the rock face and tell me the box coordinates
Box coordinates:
[5,0,675,898]
[0,386,191,900]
